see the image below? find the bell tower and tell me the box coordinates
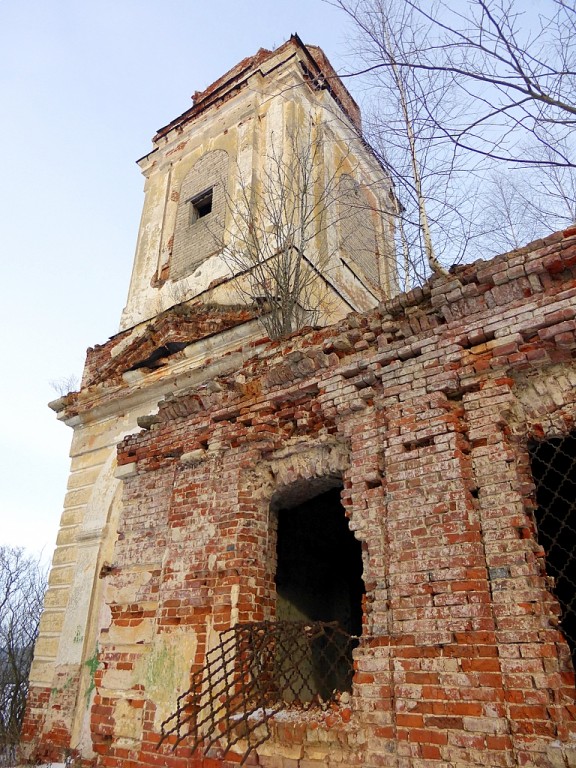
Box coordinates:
[120,34,396,333]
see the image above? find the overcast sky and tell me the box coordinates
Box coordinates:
[0,1,360,560]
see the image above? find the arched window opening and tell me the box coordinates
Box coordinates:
[529,432,576,669]
[160,485,364,762]
[274,486,364,698]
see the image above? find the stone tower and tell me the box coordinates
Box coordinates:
[120,34,396,332]
[22,36,396,764]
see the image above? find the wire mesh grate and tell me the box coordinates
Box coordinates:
[158,620,357,765]
[529,432,576,669]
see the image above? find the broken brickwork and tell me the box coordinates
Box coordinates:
[23,228,576,767]
[81,303,259,389]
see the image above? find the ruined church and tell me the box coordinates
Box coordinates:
[22,36,576,768]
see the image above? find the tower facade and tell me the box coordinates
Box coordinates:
[120,35,396,333]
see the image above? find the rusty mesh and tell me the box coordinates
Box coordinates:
[158,620,357,764]
[529,433,576,670]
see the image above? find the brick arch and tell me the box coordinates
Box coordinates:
[499,367,576,546]
[170,149,229,280]
[249,439,365,653]
[234,439,355,623]
[504,367,576,674]
[267,438,350,509]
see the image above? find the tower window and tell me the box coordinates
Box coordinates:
[170,150,228,279]
[189,188,213,222]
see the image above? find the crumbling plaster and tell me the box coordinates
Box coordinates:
[20,33,576,768]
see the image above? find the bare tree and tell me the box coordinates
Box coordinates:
[0,547,47,763]
[335,0,576,168]
[220,121,362,339]
[481,162,576,253]
[329,0,481,280]
[331,0,576,263]
[49,375,80,398]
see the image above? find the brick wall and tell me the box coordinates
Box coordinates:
[170,149,229,281]
[25,228,576,767]
[81,302,257,390]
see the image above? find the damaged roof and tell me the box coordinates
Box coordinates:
[152,34,361,143]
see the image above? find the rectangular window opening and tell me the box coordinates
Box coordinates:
[274,486,364,701]
[190,188,213,222]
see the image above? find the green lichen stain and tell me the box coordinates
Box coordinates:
[84,645,100,707]
[146,644,176,690]
[73,625,84,644]
[51,673,76,696]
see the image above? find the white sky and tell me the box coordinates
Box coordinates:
[0,1,357,561]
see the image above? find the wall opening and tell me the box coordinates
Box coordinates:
[274,486,364,697]
[190,188,213,222]
[529,431,576,669]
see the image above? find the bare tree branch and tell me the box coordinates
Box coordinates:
[215,118,394,336]
[332,0,576,167]
[329,0,576,265]
[0,547,47,758]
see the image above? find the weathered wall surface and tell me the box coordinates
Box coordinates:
[23,228,576,767]
[20,303,274,764]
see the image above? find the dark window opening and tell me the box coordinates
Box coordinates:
[190,188,213,222]
[275,486,364,698]
[159,486,364,764]
[529,432,576,669]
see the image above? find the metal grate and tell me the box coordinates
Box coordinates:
[159,620,358,765]
[529,432,576,669]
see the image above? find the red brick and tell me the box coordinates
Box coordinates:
[25,223,576,768]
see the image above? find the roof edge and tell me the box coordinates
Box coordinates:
[152,35,361,143]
